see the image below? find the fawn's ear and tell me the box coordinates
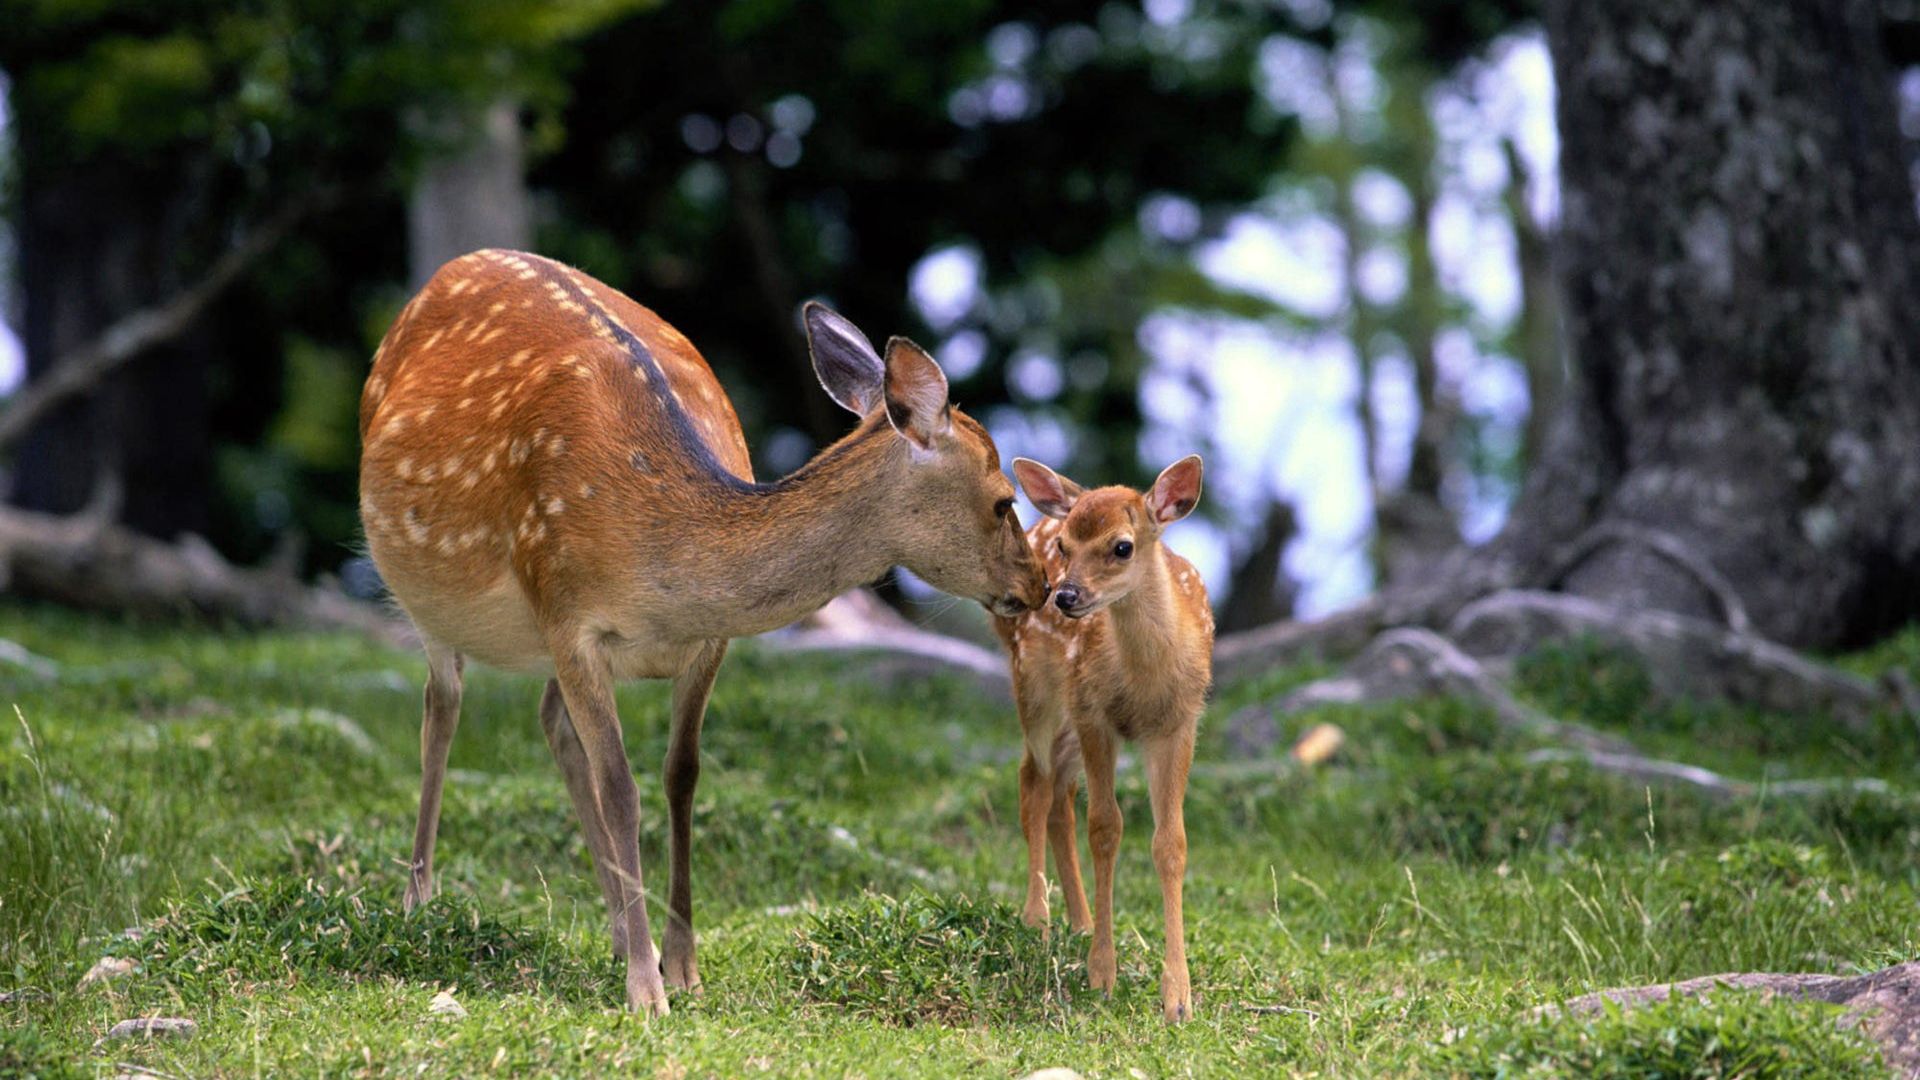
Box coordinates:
[1146,454,1203,525]
[804,302,884,415]
[882,337,952,450]
[1013,457,1083,520]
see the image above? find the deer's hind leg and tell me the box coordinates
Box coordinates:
[551,644,667,1017]
[404,640,463,912]
[661,639,727,993]
[1016,681,1067,931]
[1046,725,1091,934]
[1144,723,1196,1023]
[538,679,631,957]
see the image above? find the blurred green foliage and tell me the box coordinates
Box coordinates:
[0,0,1540,578]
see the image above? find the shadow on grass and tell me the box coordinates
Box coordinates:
[786,891,1103,1027]
[1438,991,1886,1078]
[127,876,621,1008]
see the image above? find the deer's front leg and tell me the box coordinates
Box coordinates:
[553,646,667,1017]
[404,643,463,912]
[1078,721,1122,994]
[661,640,726,993]
[1019,752,1054,931]
[1048,776,1092,934]
[1144,727,1195,1023]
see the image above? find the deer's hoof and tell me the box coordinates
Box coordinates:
[1088,947,1117,994]
[660,944,701,993]
[626,967,671,1018]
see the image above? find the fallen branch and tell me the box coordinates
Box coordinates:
[0,192,321,451]
[0,503,411,649]
[762,589,1011,698]
[1212,597,1385,684]
[1446,591,1893,729]
[1537,961,1920,1076]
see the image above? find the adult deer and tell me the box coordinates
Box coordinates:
[358,249,1048,1015]
[996,455,1211,1023]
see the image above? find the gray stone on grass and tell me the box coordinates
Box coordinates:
[103,1017,196,1041]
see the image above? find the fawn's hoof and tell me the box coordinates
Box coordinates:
[1088,948,1117,994]
[1021,899,1051,933]
[1161,989,1193,1023]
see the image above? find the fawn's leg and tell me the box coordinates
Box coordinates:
[404,642,463,911]
[1144,727,1195,1023]
[538,679,630,957]
[1019,750,1055,929]
[1078,721,1122,993]
[552,644,667,1017]
[1048,776,1092,934]
[662,639,726,992]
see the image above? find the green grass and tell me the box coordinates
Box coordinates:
[1,602,1917,1076]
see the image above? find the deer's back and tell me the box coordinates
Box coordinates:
[358,250,752,669]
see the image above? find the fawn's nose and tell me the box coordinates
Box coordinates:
[1054,584,1081,611]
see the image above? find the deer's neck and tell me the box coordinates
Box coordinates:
[1107,544,1179,674]
[673,418,905,638]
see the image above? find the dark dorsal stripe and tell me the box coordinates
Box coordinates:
[526,256,871,496]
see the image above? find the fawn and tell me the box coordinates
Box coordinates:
[995,455,1212,1023]
[358,249,1049,1016]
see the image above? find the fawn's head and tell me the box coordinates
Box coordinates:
[1011,454,1204,618]
[806,304,1048,617]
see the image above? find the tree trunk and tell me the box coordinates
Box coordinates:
[10,158,214,539]
[1506,0,1920,649]
[407,100,532,289]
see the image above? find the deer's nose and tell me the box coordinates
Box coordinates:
[1054,584,1081,611]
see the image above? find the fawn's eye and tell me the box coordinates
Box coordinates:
[994,497,1015,518]
[1114,539,1133,559]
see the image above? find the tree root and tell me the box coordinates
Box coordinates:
[1536,962,1920,1076]
[1213,597,1385,684]
[1446,591,1895,729]
[1544,522,1753,634]
[1523,747,1890,800]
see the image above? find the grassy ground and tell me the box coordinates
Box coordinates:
[2,603,1918,1077]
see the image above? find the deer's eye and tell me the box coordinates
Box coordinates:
[1114,539,1133,559]
[994,497,1015,518]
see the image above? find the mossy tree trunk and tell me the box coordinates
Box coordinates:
[1500,0,1920,650]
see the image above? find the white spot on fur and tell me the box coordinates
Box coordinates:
[546,497,566,515]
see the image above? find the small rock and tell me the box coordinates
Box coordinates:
[428,990,467,1018]
[103,1017,196,1041]
[1289,722,1345,767]
[1019,1071,1085,1080]
[78,956,136,988]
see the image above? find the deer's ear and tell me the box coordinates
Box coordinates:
[1013,457,1083,520]
[804,302,884,415]
[882,337,951,449]
[1146,454,1203,525]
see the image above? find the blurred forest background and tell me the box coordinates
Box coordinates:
[1,0,1917,654]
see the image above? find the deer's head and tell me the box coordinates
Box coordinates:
[1011,454,1203,618]
[806,304,1048,617]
